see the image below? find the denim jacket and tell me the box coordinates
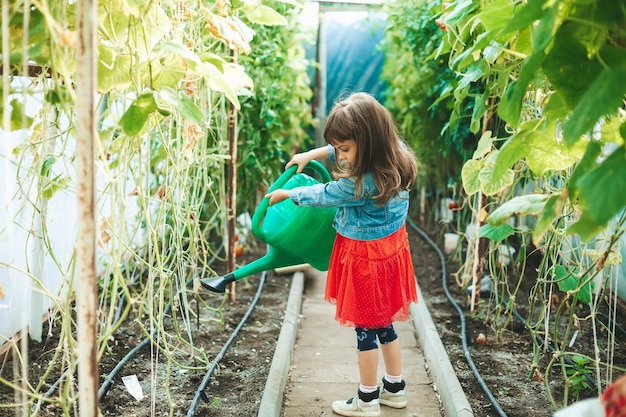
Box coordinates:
[289,145,409,241]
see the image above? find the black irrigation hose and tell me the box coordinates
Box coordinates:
[597,312,626,338]
[407,219,509,417]
[98,298,176,399]
[31,245,226,415]
[408,219,614,411]
[98,245,225,400]
[32,273,141,413]
[187,270,267,417]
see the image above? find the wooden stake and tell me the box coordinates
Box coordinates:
[227,49,239,302]
[75,0,99,415]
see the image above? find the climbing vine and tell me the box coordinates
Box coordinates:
[446,0,626,406]
[1,0,314,413]
[381,0,626,408]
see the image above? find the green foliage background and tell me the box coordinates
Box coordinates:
[380,0,476,224]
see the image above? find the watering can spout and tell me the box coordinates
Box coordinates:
[199,246,306,293]
[200,273,235,293]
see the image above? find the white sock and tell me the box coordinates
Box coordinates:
[359,384,378,393]
[384,374,403,384]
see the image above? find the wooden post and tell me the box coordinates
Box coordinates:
[314,10,327,149]
[75,0,99,415]
[469,99,494,312]
[227,49,238,302]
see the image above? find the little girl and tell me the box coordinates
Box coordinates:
[266,92,418,417]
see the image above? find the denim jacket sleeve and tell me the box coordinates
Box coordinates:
[289,172,409,240]
[290,177,367,208]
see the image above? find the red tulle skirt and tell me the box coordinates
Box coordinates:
[324,225,418,328]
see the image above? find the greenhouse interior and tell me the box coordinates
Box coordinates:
[1,0,626,416]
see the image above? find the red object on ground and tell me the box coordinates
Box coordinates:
[602,374,626,417]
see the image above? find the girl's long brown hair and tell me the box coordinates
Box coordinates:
[323,92,417,204]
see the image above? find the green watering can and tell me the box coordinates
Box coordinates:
[200,160,337,293]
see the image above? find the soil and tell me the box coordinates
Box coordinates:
[1,221,625,417]
[412,223,626,417]
[0,242,292,417]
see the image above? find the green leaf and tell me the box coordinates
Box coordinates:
[158,40,201,63]
[42,176,70,200]
[159,87,203,124]
[461,159,483,195]
[150,53,187,91]
[543,34,602,109]
[471,93,487,133]
[498,51,545,128]
[444,0,479,26]
[9,99,34,131]
[196,61,242,110]
[119,92,158,136]
[478,0,514,32]
[531,2,557,52]
[551,265,593,304]
[584,0,626,25]
[450,31,492,71]
[576,146,626,227]
[493,128,533,178]
[567,215,605,243]
[245,5,287,26]
[41,156,56,177]
[176,94,203,124]
[495,120,585,177]
[563,68,626,145]
[542,91,569,120]
[198,52,227,73]
[532,193,562,246]
[499,0,547,37]
[98,45,133,93]
[457,60,488,91]
[601,116,626,146]
[478,223,515,242]
[488,194,550,226]
[568,140,602,200]
[525,129,587,175]
[472,130,493,160]
[515,27,533,55]
[478,164,515,196]
[100,3,171,55]
[276,0,302,6]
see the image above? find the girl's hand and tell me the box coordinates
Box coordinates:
[265,189,290,206]
[285,152,312,173]
[285,146,328,173]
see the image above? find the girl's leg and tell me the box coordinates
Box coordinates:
[355,327,380,387]
[380,338,401,377]
[358,348,379,387]
[331,328,381,416]
[378,325,407,409]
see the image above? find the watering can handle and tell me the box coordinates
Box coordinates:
[252,160,331,241]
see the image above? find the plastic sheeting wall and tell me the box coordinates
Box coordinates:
[323,11,386,111]
[0,117,75,346]
[0,86,145,349]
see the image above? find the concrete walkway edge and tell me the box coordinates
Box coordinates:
[258,271,305,417]
[411,284,474,417]
[259,271,474,417]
